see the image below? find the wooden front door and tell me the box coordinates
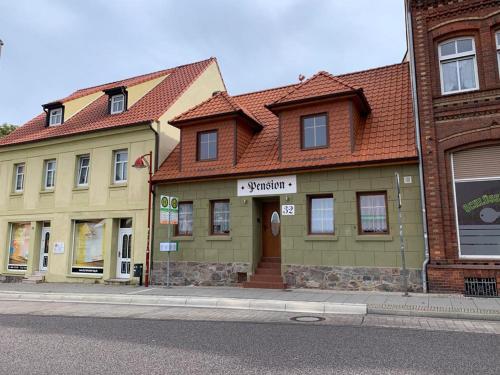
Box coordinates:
[262,201,281,258]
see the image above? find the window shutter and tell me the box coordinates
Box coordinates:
[453,145,500,180]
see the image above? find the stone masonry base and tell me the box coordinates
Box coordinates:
[151,261,250,286]
[284,265,423,292]
[151,261,423,292]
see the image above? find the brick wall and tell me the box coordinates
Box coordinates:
[410,0,500,293]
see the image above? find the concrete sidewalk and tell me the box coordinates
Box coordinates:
[0,283,499,320]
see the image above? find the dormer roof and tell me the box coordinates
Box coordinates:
[0,58,221,147]
[153,62,416,183]
[267,71,370,114]
[170,91,263,130]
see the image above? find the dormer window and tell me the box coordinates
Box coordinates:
[110,94,125,114]
[301,113,328,149]
[197,130,218,161]
[104,86,128,115]
[49,108,63,126]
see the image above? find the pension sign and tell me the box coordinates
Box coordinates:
[237,175,297,197]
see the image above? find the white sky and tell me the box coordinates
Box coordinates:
[0,0,407,125]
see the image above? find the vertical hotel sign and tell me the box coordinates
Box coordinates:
[160,195,179,224]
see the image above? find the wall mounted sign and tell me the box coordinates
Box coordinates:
[160,195,179,224]
[237,175,297,197]
[281,204,295,215]
[53,242,65,254]
[160,242,178,252]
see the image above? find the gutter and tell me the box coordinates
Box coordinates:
[405,0,430,293]
[148,121,160,271]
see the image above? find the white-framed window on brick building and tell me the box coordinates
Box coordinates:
[496,31,500,78]
[438,37,479,95]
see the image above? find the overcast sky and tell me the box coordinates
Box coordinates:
[0,0,407,126]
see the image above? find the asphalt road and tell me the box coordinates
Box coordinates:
[0,314,498,375]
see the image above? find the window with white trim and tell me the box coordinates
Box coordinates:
[44,159,56,189]
[438,37,478,94]
[110,94,125,114]
[49,108,63,126]
[496,31,500,78]
[113,150,128,183]
[76,155,90,186]
[302,113,328,149]
[14,163,25,192]
[308,195,334,234]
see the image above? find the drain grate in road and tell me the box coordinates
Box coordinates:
[290,316,325,322]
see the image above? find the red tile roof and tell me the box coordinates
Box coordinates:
[0,58,218,147]
[153,62,417,183]
[171,91,262,129]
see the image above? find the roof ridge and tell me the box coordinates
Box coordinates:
[63,57,216,101]
[316,70,358,91]
[169,90,228,123]
[232,82,298,98]
[337,61,408,78]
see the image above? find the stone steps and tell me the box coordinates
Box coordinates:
[243,258,286,289]
[22,274,45,284]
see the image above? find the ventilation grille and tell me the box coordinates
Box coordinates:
[464,277,498,297]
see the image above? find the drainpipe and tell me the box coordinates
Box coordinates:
[405,0,430,292]
[148,121,160,273]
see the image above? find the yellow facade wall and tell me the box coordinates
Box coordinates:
[127,74,168,109]
[64,91,104,121]
[0,125,155,282]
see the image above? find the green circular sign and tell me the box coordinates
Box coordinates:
[161,196,169,208]
[171,198,178,209]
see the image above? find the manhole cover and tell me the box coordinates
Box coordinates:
[290,316,325,322]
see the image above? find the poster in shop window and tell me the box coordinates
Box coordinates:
[8,223,30,271]
[455,179,500,257]
[71,220,105,274]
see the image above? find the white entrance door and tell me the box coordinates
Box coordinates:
[117,228,132,278]
[39,227,50,272]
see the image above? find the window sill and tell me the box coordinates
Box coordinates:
[109,183,127,189]
[206,235,232,241]
[355,234,393,242]
[39,189,55,195]
[73,186,89,192]
[10,192,23,197]
[304,234,338,241]
[172,236,194,241]
[67,273,102,279]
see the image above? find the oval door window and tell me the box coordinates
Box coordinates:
[270,211,280,236]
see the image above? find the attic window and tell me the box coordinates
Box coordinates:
[110,94,125,114]
[49,108,63,126]
[104,86,128,115]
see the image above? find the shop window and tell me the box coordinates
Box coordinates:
[176,202,193,236]
[357,192,388,234]
[308,195,334,234]
[71,220,105,274]
[14,163,25,192]
[210,200,230,235]
[197,130,217,161]
[43,159,56,190]
[8,222,30,271]
[76,155,90,186]
[438,37,478,94]
[301,113,328,149]
[113,150,128,183]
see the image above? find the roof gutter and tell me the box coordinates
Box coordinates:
[405,0,430,293]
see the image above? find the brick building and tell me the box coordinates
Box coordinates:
[407,0,500,294]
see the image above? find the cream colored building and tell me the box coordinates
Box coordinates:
[0,58,225,283]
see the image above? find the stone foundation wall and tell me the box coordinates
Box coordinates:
[284,265,423,292]
[0,275,24,283]
[151,261,250,286]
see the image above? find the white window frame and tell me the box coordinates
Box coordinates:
[438,37,479,95]
[76,155,90,187]
[110,94,125,114]
[113,150,128,184]
[496,31,500,79]
[14,163,25,193]
[44,159,56,190]
[49,108,63,126]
